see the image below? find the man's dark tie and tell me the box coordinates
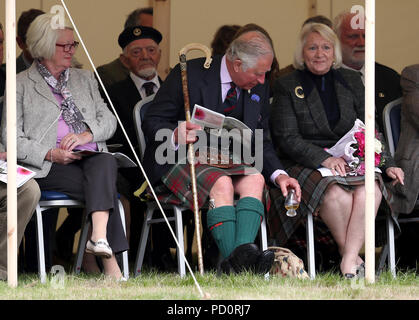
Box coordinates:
[223,82,238,114]
[143,82,155,97]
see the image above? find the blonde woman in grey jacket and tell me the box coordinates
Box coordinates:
[2,13,128,280]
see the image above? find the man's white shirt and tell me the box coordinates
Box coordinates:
[130,72,160,99]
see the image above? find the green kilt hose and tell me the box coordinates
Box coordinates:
[152,160,271,260]
[269,165,394,251]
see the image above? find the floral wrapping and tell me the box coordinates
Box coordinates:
[325,119,385,176]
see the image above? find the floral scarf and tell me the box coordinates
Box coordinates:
[36,60,87,134]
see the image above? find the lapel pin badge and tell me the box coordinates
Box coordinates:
[251,94,260,103]
[379,92,385,98]
[295,86,304,99]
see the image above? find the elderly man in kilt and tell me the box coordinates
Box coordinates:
[142,30,301,274]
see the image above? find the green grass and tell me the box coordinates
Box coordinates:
[0,270,418,300]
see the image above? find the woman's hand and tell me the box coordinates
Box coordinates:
[50,148,82,165]
[174,121,202,145]
[0,152,6,161]
[386,167,405,186]
[322,156,348,177]
[60,131,93,151]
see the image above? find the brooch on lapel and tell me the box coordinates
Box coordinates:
[295,86,304,99]
[251,94,260,103]
[378,92,385,98]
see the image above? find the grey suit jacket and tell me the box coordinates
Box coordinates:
[1,63,116,178]
[392,64,419,214]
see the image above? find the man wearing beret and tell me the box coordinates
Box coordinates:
[97,7,153,89]
[107,26,175,270]
[108,25,163,163]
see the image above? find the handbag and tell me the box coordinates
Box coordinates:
[269,246,309,279]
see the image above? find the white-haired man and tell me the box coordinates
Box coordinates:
[334,10,402,132]
[142,30,301,275]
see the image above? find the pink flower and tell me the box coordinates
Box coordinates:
[375,153,381,167]
[354,131,365,156]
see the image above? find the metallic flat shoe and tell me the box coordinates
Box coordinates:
[85,239,112,259]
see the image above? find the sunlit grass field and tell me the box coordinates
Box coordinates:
[1,269,418,300]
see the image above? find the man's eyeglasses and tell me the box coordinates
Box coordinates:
[56,41,80,52]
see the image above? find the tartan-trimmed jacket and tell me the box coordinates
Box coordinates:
[142,55,284,186]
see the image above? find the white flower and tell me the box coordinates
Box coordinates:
[374,138,382,154]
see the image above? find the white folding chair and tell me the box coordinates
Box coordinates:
[306,212,316,279]
[132,95,269,277]
[35,191,129,283]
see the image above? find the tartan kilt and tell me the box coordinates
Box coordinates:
[268,165,394,247]
[154,161,270,212]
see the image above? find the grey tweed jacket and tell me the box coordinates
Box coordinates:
[1,63,116,178]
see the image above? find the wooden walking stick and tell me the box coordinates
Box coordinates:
[179,43,212,275]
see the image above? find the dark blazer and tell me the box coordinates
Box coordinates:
[270,68,395,170]
[107,75,163,159]
[375,62,403,132]
[391,64,419,214]
[107,76,142,159]
[142,55,284,186]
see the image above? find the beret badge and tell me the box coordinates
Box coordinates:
[133,28,142,36]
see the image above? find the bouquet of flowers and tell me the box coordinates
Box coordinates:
[325,119,385,176]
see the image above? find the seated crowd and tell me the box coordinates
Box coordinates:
[0,6,417,282]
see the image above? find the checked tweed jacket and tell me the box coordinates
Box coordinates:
[270,68,395,170]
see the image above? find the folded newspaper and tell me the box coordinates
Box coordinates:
[0,160,36,188]
[191,104,251,132]
[72,150,137,168]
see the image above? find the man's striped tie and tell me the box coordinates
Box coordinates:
[223,82,238,114]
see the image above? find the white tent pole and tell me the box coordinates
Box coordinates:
[365,0,376,284]
[5,0,17,288]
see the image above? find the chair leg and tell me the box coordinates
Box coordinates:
[174,206,186,278]
[386,211,396,278]
[35,205,47,284]
[74,214,90,274]
[118,200,129,279]
[134,206,153,277]
[306,211,316,280]
[260,216,269,280]
[378,244,389,274]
